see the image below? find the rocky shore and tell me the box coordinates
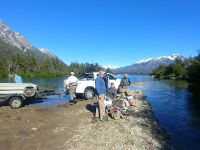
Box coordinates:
[0,94,171,150]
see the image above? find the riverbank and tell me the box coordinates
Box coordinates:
[0,98,171,150]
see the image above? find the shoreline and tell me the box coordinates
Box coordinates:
[0,97,171,150]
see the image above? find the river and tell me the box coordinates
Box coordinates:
[1,75,200,149]
[128,75,200,150]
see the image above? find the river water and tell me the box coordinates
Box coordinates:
[128,75,200,150]
[1,75,200,149]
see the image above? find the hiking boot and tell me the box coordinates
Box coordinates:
[104,115,109,121]
[73,99,78,104]
[91,117,98,123]
[99,117,104,122]
[101,115,109,122]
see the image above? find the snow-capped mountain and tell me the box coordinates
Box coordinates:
[101,64,120,70]
[0,19,58,59]
[0,20,31,51]
[136,54,181,64]
[112,54,184,74]
[38,48,56,58]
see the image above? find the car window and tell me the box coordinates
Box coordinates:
[108,74,115,80]
[85,74,94,79]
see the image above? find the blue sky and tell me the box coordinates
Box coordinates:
[0,0,200,66]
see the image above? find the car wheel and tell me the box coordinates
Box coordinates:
[9,97,23,109]
[23,87,36,97]
[84,88,94,100]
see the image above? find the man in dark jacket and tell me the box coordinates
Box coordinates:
[119,74,131,98]
[95,71,107,121]
[107,82,117,100]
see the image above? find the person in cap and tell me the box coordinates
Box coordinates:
[95,71,107,121]
[119,74,131,98]
[65,72,78,103]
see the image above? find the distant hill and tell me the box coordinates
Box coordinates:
[0,20,31,51]
[112,54,185,74]
[0,19,67,77]
[0,20,60,61]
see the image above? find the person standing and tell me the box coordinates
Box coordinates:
[107,82,117,100]
[65,72,78,103]
[95,71,107,121]
[14,74,23,83]
[119,74,131,98]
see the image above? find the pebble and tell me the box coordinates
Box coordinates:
[31,128,38,131]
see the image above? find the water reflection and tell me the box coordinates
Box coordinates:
[187,94,200,126]
[0,77,13,83]
[128,75,200,150]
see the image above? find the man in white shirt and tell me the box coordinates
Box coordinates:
[65,72,78,103]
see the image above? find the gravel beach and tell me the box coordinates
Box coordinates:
[0,96,171,150]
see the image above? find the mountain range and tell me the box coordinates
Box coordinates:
[0,20,57,60]
[112,54,185,74]
[0,19,186,75]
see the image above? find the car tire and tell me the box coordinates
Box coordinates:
[23,87,36,97]
[84,88,94,100]
[9,97,23,109]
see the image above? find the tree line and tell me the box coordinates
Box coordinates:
[0,38,105,78]
[152,58,187,79]
[0,53,106,78]
[0,52,67,77]
[152,52,200,94]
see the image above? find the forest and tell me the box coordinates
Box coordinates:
[152,52,200,94]
[0,39,104,77]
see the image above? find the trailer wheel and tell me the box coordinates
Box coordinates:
[9,97,23,109]
[23,87,36,97]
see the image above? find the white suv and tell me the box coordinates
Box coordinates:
[64,72,121,99]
